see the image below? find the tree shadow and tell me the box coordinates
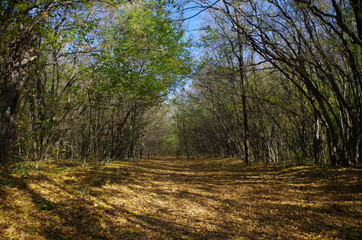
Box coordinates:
[1,158,361,240]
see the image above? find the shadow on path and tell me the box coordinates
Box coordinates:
[0,157,361,239]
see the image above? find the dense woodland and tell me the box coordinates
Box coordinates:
[1,1,362,239]
[1,0,361,167]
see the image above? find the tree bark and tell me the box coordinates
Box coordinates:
[0,35,37,162]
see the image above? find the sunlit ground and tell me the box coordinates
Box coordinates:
[1,157,361,239]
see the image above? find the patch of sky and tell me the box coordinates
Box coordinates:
[166,1,213,96]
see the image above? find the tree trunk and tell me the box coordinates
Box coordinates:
[237,23,251,165]
[0,35,37,162]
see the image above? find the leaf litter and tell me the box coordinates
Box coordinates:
[0,157,361,239]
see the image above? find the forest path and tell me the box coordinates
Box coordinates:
[108,157,361,239]
[1,157,361,240]
[121,156,262,239]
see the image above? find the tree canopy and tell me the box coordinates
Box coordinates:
[0,0,361,167]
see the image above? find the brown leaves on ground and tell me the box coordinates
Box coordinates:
[0,157,361,240]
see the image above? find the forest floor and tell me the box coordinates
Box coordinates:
[0,157,361,240]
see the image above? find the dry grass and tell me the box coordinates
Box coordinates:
[0,157,361,239]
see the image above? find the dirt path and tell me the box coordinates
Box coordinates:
[1,157,361,239]
[101,157,361,239]
[116,157,251,239]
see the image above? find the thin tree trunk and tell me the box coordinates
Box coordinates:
[237,25,250,165]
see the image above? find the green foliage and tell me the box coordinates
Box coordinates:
[96,1,191,102]
[10,166,30,178]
